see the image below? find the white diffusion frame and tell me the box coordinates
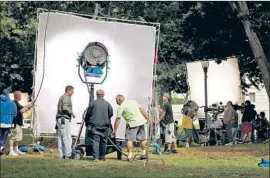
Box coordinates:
[186,57,242,119]
[34,12,157,138]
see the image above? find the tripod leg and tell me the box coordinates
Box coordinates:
[74,119,85,147]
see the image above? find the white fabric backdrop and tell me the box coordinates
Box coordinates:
[34,12,156,138]
[186,57,242,119]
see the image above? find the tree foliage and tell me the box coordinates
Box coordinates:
[0,1,269,95]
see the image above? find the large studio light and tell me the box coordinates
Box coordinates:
[78,42,109,78]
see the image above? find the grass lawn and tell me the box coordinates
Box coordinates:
[0,131,269,178]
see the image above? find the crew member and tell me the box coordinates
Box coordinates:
[156,93,178,154]
[0,89,17,155]
[240,100,257,143]
[112,94,148,161]
[182,110,193,148]
[254,112,269,141]
[9,91,33,156]
[223,101,235,146]
[56,85,75,159]
[85,89,113,161]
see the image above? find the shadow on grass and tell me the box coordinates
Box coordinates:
[1,133,269,178]
[1,150,269,178]
[1,156,269,178]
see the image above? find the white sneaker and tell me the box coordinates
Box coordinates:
[15,149,25,155]
[225,142,233,146]
[0,146,4,151]
[186,143,190,148]
[9,151,19,156]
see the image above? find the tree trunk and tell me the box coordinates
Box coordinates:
[231,1,270,121]
[229,1,270,100]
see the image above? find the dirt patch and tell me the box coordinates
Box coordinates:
[184,144,269,157]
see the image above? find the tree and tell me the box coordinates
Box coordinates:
[0,1,96,93]
[0,1,269,97]
[229,1,270,99]
[0,2,36,92]
[153,1,269,95]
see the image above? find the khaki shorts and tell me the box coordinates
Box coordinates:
[11,125,23,141]
[125,124,146,142]
[165,123,176,143]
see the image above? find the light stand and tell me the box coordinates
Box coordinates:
[73,42,109,157]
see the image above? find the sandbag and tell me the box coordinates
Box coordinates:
[18,145,29,152]
[33,145,45,152]
[258,158,270,167]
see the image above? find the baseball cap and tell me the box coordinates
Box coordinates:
[163,93,170,99]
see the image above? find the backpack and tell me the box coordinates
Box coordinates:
[152,143,162,155]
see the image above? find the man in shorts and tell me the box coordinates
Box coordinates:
[182,110,193,147]
[9,91,32,156]
[156,93,178,154]
[112,94,148,161]
[240,100,257,143]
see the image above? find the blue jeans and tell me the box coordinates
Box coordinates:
[56,118,72,158]
[225,124,234,143]
[0,128,9,147]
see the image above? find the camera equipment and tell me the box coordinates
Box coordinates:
[181,100,199,119]
[196,102,226,146]
[207,102,225,120]
[233,102,245,113]
[233,102,256,114]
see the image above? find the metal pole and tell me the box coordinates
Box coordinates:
[90,84,94,102]
[204,69,208,130]
[146,97,151,165]
[37,8,160,26]
[84,84,95,155]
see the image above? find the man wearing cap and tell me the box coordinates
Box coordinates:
[85,89,113,161]
[112,94,148,161]
[156,93,178,154]
[0,89,17,155]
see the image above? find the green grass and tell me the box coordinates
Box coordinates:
[1,131,269,178]
[1,144,269,177]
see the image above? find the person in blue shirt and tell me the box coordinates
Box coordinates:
[0,88,17,155]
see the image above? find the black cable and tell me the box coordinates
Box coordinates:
[107,137,128,157]
[23,11,50,113]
